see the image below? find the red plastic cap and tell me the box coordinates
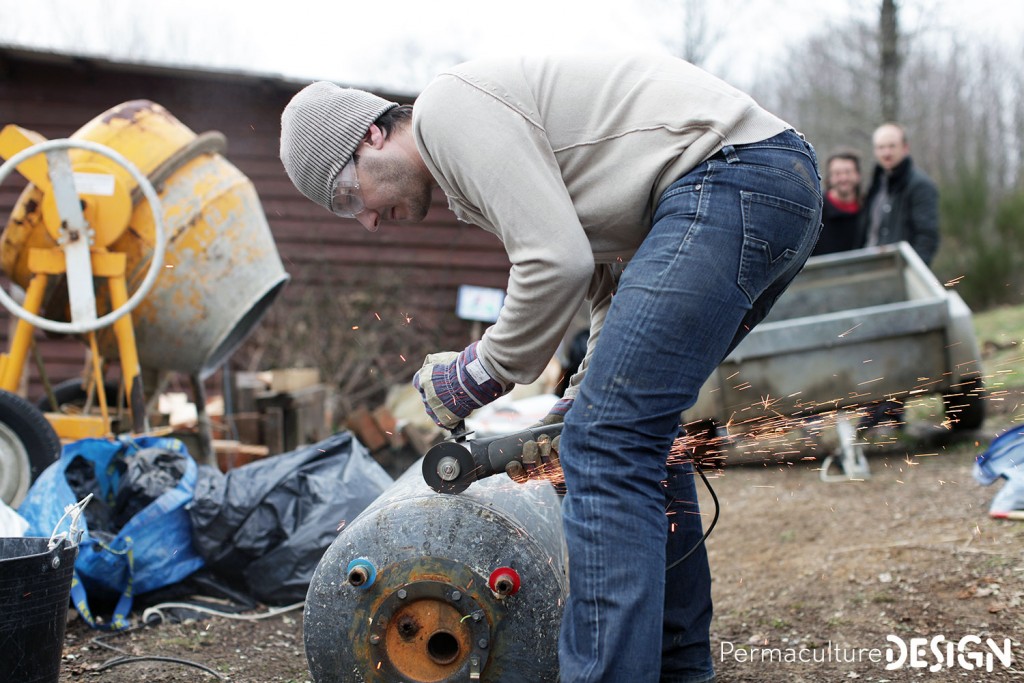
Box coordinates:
[488,567,521,596]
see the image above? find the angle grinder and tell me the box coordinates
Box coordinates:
[422,421,564,494]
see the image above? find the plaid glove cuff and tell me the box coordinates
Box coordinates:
[549,397,573,418]
[413,342,511,428]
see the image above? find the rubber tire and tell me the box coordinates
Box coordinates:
[36,377,122,413]
[0,389,61,506]
[943,376,986,432]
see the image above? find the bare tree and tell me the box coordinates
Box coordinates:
[754,15,879,156]
[879,0,901,121]
[646,0,736,69]
[756,1,1024,309]
[674,0,725,66]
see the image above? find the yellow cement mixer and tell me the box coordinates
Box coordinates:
[0,100,289,505]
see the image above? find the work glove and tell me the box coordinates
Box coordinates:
[539,396,573,425]
[505,432,562,484]
[412,341,511,429]
[505,396,573,484]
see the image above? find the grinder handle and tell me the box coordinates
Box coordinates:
[470,422,565,477]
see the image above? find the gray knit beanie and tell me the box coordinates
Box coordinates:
[280,81,399,212]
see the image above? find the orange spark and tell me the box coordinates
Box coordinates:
[838,323,862,338]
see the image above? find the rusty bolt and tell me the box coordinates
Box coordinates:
[478,638,489,649]
[397,589,407,600]
[370,634,380,645]
[451,590,461,602]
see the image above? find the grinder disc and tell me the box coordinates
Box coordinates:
[422,441,477,494]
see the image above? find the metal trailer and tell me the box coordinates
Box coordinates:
[682,241,985,481]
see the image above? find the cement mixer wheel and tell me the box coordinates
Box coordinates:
[0,389,61,506]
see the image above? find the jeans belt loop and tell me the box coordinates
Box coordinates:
[716,144,739,164]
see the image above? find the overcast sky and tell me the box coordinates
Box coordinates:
[0,0,1020,94]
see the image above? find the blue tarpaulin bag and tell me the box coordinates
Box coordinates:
[18,436,204,629]
[975,425,1024,517]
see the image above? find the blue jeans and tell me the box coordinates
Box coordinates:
[558,130,822,682]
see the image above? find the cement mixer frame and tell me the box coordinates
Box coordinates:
[0,129,167,438]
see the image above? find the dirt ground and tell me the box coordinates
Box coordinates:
[56,400,1023,682]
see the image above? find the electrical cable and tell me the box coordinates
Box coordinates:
[94,655,228,680]
[91,627,229,681]
[665,458,720,572]
[142,600,305,625]
[88,601,305,679]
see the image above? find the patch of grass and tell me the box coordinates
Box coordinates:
[980,554,1017,571]
[869,591,895,604]
[160,636,201,650]
[159,628,214,652]
[973,304,1024,389]
[826,616,847,628]
[973,305,1024,346]
[905,394,944,425]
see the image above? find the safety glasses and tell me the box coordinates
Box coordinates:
[330,157,364,219]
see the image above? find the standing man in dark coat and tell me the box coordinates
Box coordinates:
[860,122,940,265]
[860,123,940,435]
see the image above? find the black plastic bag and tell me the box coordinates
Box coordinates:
[65,455,117,532]
[113,448,188,530]
[189,431,393,604]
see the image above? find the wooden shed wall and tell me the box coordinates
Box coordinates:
[0,48,511,403]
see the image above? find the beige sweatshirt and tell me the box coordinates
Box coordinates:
[412,52,789,397]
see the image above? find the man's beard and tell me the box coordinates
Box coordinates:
[362,155,432,222]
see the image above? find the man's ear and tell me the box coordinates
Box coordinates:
[365,123,386,149]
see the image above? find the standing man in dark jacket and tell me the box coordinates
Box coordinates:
[860,122,940,265]
[860,123,940,435]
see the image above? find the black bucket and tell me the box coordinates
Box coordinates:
[0,536,78,683]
